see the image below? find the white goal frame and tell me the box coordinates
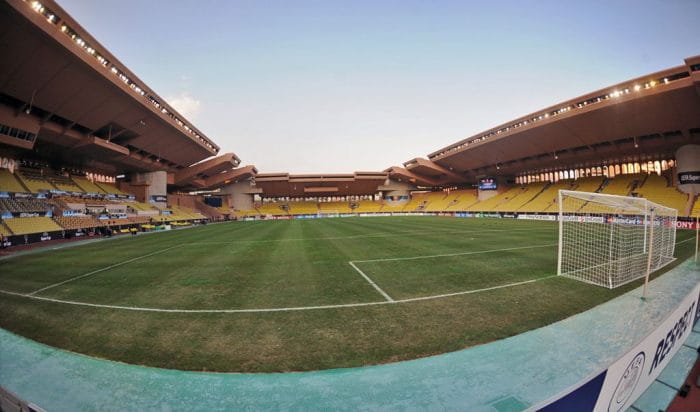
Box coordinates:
[557,190,677,290]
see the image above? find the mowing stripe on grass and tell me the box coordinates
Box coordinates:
[187,226,552,244]
[0,275,555,313]
[348,261,394,301]
[27,244,184,296]
[352,243,557,263]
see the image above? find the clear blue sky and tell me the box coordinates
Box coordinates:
[59,0,700,173]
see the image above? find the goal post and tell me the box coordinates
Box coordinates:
[557,190,677,289]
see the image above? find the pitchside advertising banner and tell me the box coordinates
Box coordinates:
[536,281,700,411]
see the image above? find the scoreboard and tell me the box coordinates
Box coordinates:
[478,177,497,190]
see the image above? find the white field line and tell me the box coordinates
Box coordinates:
[676,237,695,245]
[352,243,557,263]
[27,244,184,296]
[4,232,691,313]
[348,261,394,302]
[0,275,555,313]
[187,226,552,245]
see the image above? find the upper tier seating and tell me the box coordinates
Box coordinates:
[597,174,643,196]
[128,201,157,212]
[45,174,83,192]
[95,182,126,195]
[0,169,27,193]
[72,177,107,194]
[16,169,55,193]
[4,216,62,235]
[634,174,688,215]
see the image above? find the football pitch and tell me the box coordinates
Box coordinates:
[0,216,696,372]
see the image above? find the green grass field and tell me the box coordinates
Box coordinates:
[0,216,696,372]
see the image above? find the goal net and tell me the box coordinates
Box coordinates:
[557,190,677,289]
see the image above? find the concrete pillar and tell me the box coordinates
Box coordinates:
[219,180,258,210]
[132,171,168,208]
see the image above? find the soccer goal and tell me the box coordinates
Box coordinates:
[557,190,677,289]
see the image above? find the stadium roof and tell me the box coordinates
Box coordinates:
[254,172,388,197]
[412,56,700,183]
[0,0,219,174]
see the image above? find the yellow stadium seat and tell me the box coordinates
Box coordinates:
[15,170,55,193]
[73,177,107,194]
[0,169,28,193]
[634,174,689,216]
[319,201,352,214]
[4,216,63,235]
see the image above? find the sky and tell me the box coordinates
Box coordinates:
[58,0,700,173]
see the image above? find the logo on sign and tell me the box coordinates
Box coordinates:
[678,171,700,185]
[608,351,645,412]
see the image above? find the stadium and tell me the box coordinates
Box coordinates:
[0,0,699,411]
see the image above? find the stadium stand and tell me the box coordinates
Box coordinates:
[397,193,426,212]
[0,221,11,237]
[488,182,547,212]
[381,201,408,212]
[288,201,319,215]
[518,180,573,213]
[46,174,84,193]
[634,174,689,215]
[352,200,383,213]
[95,181,126,195]
[691,196,700,218]
[257,202,289,216]
[0,198,52,213]
[541,178,604,213]
[54,216,101,230]
[72,177,107,194]
[15,169,55,193]
[234,209,260,218]
[168,205,206,220]
[127,201,158,212]
[0,169,27,193]
[597,173,642,196]
[423,191,465,212]
[466,187,519,212]
[445,190,478,211]
[3,216,62,235]
[319,201,352,214]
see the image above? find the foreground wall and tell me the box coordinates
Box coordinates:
[537,279,700,411]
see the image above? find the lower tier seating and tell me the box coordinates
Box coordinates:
[3,216,63,235]
[55,216,102,230]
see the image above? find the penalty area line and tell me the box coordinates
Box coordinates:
[348,261,394,302]
[352,243,557,263]
[27,244,185,296]
[0,275,554,313]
